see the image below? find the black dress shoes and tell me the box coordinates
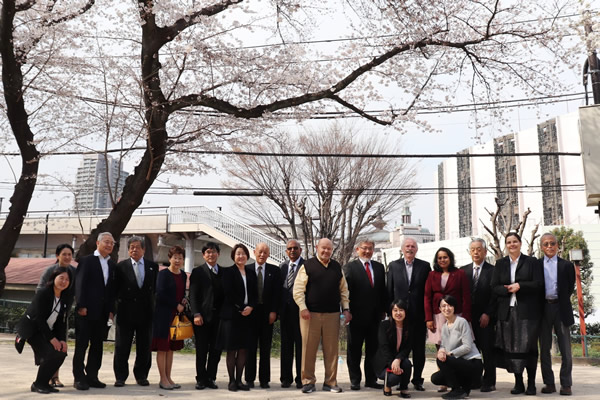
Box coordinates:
[281,381,292,388]
[366,382,384,389]
[541,384,557,394]
[228,382,238,392]
[31,382,51,394]
[195,382,206,390]
[246,381,255,388]
[260,382,270,389]
[383,387,392,396]
[114,380,125,387]
[526,384,537,396]
[511,384,525,395]
[350,383,361,390]
[206,379,218,389]
[413,383,425,391]
[481,385,496,392]
[237,382,250,391]
[136,379,150,386]
[74,381,90,390]
[87,379,106,388]
[296,381,304,389]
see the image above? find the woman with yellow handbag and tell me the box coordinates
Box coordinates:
[151,245,188,390]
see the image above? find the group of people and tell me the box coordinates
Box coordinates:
[15,231,575,399]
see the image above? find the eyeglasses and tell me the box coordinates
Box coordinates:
[541,241,557,247]
[287,246,299,251]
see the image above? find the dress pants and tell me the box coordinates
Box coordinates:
[377,358,412,390]
[194,316,221,384]
[432,357,483,392]
[299,311,339,386]
[346,320,378,385]
[113,318,152,382]
[472,314,496,387]
[540,302,572,387]
[245,304,274,384]
[410,320,427,385]
[28,333,67,386]
[73,315,106,382]
[280,302,302,386]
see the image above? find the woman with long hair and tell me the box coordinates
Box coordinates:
[373,300,412,398]
[431,295,483,400]
[17,267,72,394]
[491,232,543,395]
[151,245,188,390]
[218,243,257,391]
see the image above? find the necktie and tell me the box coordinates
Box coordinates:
[257,266,264,304]
[133,261,143,288]
[365,261,373,287]
[287,263,295,289]
[212,265,218,274]
[473,266,480,290]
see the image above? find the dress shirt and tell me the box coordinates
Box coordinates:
[207,263,219,274]
[405,259,413,285]
[359,257,375,286]
[543,255,558,299]
[292,256,350,312]
[94,249,110,285]
[46,296,60,330]
[509,256,519,307]
[241,274,248,305]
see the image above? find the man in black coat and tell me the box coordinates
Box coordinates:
[245,242,282,388]
[113,236,158,387]
[279,239,304,389]
[461,238,496,392]
[538,233,576,396]
[190,242,225,390]
[73,232,116,390]
[343,239,387,391]
[386,237,431,391]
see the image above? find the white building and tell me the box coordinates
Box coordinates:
[74,154,129,213]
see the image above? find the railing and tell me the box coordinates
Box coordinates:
[169,206,286,263]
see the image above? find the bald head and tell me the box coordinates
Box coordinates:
[316,238,334,264]
[254,242,270,265]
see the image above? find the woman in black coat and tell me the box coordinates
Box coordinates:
[374,300,412,398]
[17,267,71,394]
[151,245,188,390]
[218,243,258,392]
[491,232,544,395]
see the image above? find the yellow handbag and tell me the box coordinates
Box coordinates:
[170,313,193,341]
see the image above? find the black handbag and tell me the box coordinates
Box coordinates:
[15,334,25,354]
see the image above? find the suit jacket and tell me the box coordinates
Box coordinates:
[114,257,158,324]
[539,256,575,326]
[386,257,431,323]
[424,268,471,322]
[189,263,223,323]
[248,262,282,314]
[343,259,387,325]
[17,286,69,342]
[279,257,304,317]
[152,268,187,339]
[461,261,496,319]
[491,253,544,321]
[75,253,115,320]
[373,319,412,374]
[220,265,258,320]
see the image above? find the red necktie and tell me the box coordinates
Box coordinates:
[365,261,373,287]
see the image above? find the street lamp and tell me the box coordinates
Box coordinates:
[569,248,586,357]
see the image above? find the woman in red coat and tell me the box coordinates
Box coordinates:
[424,247,471,392]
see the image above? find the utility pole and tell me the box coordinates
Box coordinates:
[584,11,600,104]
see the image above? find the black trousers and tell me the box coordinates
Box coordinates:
[346,320,378,385]
[28,333,67,386]
[113,318,152,382]
[73,315,106,382]
[280,302,302,385]
[377,358,412,390]
[193,316,222,384]
[472,314,496,386]
[432,357,483,392]
[411,320,427,385]
[245,304,274,384]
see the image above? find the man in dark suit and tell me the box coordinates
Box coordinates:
[461,238,496,392]
[190,242,225,390]
[245,242,282,388]
[73,232,116,390]
[386,237,431,391]
[113,236,157,387]
[279,239,304,389]
[538,233,575,396]
[344,239,387,391]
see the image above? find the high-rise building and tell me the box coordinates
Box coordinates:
[435,109,592,241]
[74,154,129,213]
